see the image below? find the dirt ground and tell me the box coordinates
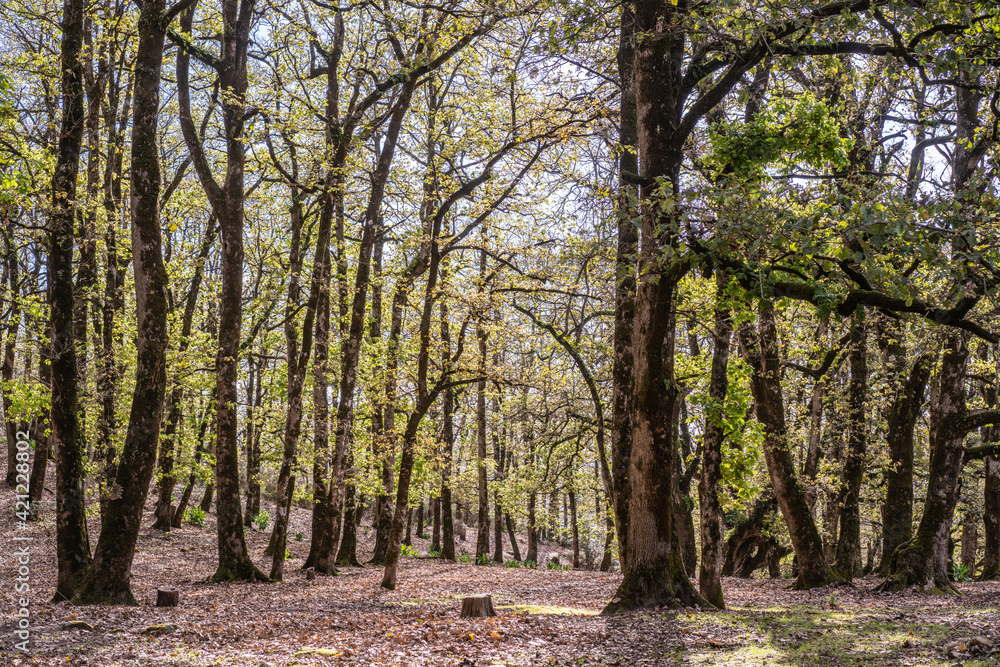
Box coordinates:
[3,478,1000,666]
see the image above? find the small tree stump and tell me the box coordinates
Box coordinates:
[460,594,496,618]
[156,587,179,607]
[306,567,316,581]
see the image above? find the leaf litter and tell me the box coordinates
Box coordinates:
[3,489,1000,666]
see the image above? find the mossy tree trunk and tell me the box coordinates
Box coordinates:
[176,0,267,583]
[877,349,931,574]
[698,275,732,608]
[50,0,92,601]
[978,345,1000,580]
[73,0,173,603]
[609,2,637,573]
[835,318,867,580]
[739,303,837,589]
[879,335,969,593]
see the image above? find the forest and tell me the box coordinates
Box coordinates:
[3,0,1000,664]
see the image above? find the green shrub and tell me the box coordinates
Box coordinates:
[185,506,206,527]
[293,532,303,541]
[524,560,538,569]
[475,554,491,566]
[252,510,270,531]
[458,552,475,563]
[950,562,973,582]
[504,560,522,568]
[428,548,442,558]
[400,543,419,557]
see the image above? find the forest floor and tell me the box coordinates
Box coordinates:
[3,483,1000,666]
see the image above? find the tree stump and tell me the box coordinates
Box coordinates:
[306,567,316,580]
[156,587,180,607]
[460,594,496,618]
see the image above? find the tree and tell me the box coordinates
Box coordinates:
[49,0,92,602]
[176,0,269,582]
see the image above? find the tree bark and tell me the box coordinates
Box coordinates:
[3,233,21,488]
[961,512,978,573]
[28,345,51,520]
[172,396,213,527]
[739,303,837,589]
[698,274,731,609]
[610,1,637,573]
[50,0,92,601]
[153,217,217,531]
[878,352,931,573]
[73,0,173,603]
[835,318,867,580]
[335,443,362,566]
[880,335,969,592]
[439,274,456,561]
[977,344,1000,580]
[176,0,266,583]
[475,250,490,562]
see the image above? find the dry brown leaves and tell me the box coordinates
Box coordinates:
[3,481,1000,666]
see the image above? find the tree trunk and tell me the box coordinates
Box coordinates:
[267,171,329,570]
[200,480,214,513]
[439,275,456,561]
[176,0,266,584]
[569,490,580,569]
[493,494,503,563]
[738,303,836,589]
[672,398,697,577]
[722,491,784,578]
[2,234,20,489]
[526,491,538,564]
[243,355,263,526]
[698,274,731,609]
[335,468,361,566]
[505,512,522,562]
[72,0,173,603]
[961,512,978,574]
[153,217,217,532]
[172,399,212,528]
[475,263,490,561]
[610,1,638,574]
[50,0,92,601]
[304,232,334,572]
[878,353,931,573]
[835,318,867,580]
[880,335,970,593]
[27,346,51,520]
[977,344,1000,580]
[431,496,441,553]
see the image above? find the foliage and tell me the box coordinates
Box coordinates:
[185,507,207,527]
[252,511,270,531]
